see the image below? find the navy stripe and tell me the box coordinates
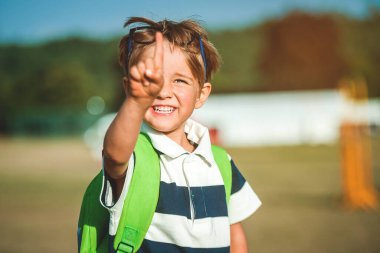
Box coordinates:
[156,182,228,219]
[77,228,81,253]
[109,235,116,253]
[231,159,246,194]
[138,239,230,253]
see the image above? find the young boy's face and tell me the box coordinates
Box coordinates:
[141,40,211,135]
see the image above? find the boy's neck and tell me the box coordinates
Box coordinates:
[165,127,196,153]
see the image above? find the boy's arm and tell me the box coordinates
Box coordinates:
[230,222,248,253]
[103,32,164,195]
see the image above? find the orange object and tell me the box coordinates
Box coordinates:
[340,123,378,209]
[339,78,378,210]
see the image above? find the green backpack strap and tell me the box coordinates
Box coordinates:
[113,133,160,253]
[78,170,109,253]
[211,145,232,203]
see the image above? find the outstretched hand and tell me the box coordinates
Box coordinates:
[124,32,164,109]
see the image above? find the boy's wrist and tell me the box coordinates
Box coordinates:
[123,97,152,115]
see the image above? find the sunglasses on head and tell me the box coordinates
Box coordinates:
[126,26,208,82]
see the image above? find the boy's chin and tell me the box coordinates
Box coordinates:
[144,121,184,135]
[148,124,176,133]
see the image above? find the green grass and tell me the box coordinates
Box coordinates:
[0,137,379,253]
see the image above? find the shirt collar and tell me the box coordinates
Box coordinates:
[141,119,214,165]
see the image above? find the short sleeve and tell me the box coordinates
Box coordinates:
[227,157,262,224]
[99,153,135,235]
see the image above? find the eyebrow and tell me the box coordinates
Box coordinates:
[173,72,194,81]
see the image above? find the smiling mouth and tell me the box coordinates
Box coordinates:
[153,105,175,114]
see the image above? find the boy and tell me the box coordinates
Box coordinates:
[100,17,261,253]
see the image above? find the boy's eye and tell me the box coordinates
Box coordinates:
[174,79,189,85]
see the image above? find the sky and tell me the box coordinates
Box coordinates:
[1,0,380,44]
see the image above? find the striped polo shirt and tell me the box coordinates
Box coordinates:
[100,119,261,253]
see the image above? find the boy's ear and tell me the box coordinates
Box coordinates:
[195,82,212,109]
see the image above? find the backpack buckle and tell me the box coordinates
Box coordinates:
[116,242,134,253]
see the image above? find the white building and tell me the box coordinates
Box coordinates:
[84,90,380,159]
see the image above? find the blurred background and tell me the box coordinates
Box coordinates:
[1,0,380,252]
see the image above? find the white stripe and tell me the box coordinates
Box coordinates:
[228,182,262,224]
[146,213,230,248]
[101,155,135,235]
[160,158,225,187]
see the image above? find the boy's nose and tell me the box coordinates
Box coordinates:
[157,81,173,99]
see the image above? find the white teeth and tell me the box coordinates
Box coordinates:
[153,106,174,113]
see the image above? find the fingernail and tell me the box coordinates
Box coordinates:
[146,69,152,76]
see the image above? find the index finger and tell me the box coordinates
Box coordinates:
[154,32,163,68]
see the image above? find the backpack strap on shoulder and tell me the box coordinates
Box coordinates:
[211,145,232,203]
[78,170,109,253]
[114,133,160,253]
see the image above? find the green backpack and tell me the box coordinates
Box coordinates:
[78,133,232,253]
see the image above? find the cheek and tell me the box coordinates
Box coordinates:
[175,87,199,104]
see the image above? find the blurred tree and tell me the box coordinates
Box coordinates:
[257,12,348,91]
[0,39,121,107]
[0,38,121,134]
[1,11,380,134]
[338,9,380,97]
[31,63,91,106]
[210,27,262,92]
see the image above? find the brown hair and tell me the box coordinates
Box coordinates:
[119,17,221,85]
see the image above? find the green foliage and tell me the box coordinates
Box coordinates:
[337,10,380,97]
[0,38,122,111]
[1,11,379,134]
[0,38,122,134]
[210,26,263,92]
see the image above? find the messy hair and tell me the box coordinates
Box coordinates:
[119,17,221,85]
